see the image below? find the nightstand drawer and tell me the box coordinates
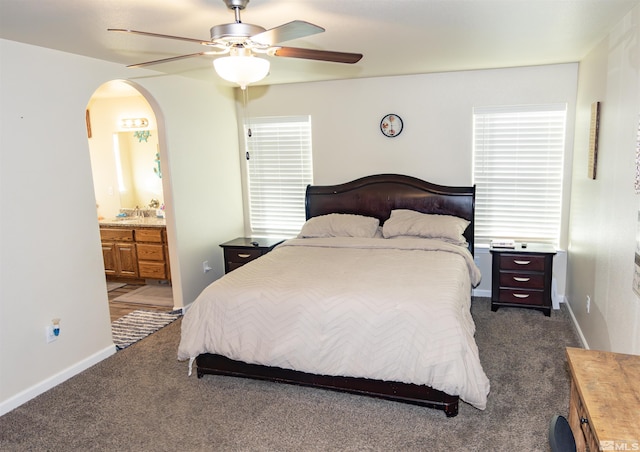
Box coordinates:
[497,289,545,306]
[226,248,263,263]
[499,271,544,289]
[498,254,546,271]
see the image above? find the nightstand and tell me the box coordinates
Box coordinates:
[490,242,556,316]
[219,237,286,274]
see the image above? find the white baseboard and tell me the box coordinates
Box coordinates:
[473,288,491,298]
[564,297,590,349]
[0,344,116,416]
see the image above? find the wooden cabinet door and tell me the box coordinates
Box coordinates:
[116,243,138,277]
[102,243,118,276]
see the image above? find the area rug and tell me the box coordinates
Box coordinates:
[111,310,181,350]
[112,284,173,307]
[106,281,126,292]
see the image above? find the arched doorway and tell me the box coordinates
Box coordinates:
[86,80,176,324]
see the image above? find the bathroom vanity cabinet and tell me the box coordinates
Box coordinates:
[99,221,170,281]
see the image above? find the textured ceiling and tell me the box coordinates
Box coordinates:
[1,0,638,87]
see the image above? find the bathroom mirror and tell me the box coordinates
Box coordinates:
[88,81,165,220]
[113,130,163,211]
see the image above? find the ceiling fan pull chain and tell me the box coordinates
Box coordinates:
[243,86,253,138]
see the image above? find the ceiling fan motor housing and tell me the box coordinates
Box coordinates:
[210,23,266,42]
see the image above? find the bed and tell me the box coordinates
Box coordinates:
[178,174,490,417]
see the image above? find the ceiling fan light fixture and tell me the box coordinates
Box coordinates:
[213,55,270,89]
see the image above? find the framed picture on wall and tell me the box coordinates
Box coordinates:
[86,109,92,139]
[635,209,640,298]
[588,102,600,180]
[635,113,640,194]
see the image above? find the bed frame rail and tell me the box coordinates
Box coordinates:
[196,353,459,417]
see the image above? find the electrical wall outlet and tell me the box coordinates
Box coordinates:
[586,295,591,314]
[46,318,61,343]
[203,260,212,273]
[45,325,58,343]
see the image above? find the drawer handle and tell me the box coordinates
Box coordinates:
[513,260,531,265]
[513,293,530,299]
[513,277,530,282]
[237,253,252,259]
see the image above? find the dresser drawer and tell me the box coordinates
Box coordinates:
[571,378,601,452]
[225,248,263,264]
[497,289,545,306]
[498,254,546,271]
[499,271,545,289]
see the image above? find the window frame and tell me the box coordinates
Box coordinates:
[241,115,313,237]
[472,103,569,247]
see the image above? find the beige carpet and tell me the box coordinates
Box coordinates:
[112,284,173,307]
[0,298,582,451]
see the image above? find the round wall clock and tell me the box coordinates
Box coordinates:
[380,114,403,137]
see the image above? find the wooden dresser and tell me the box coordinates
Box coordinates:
[566,347,640,452]
[490,242,556,316]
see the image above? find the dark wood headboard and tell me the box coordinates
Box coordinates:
[305,174,475,253]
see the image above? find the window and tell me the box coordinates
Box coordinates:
[473,104,567,246]
[244,115,313,236]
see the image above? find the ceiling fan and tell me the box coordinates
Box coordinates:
[109,0,363,88]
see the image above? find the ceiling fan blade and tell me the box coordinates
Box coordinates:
[273,46,362,64]
[126,52,215,68]
[108,28,211,46]
[251,21,324,46]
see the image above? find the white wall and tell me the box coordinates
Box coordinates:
[0,39,244,414]
[566,5,640,354]
[237,64,579,295]
[242,65,577,187]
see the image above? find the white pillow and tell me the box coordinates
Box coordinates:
[382,209,470,244]
[298,214,380,238]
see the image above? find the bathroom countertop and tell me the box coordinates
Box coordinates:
[99,217,166,228]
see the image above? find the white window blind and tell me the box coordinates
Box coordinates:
[244,115,313,236]
[473,104,567,246]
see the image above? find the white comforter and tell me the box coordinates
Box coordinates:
[178,237,490,409]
